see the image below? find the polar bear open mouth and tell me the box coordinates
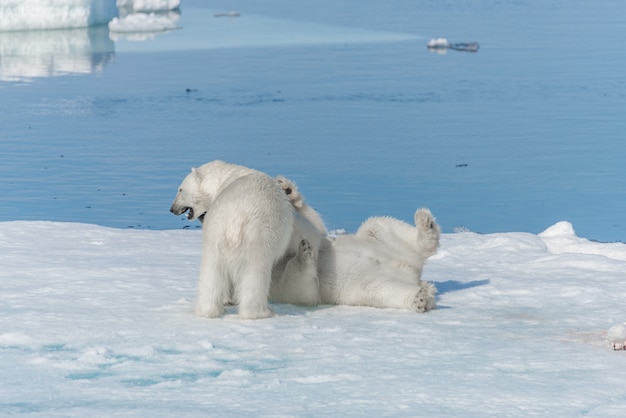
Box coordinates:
[177,207,194,220]
[176,207,207,222]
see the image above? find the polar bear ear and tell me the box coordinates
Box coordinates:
[191,167,198,176]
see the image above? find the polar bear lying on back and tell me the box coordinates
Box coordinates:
[170,160,325,319]
[271,177,439,312]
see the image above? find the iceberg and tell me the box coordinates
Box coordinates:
[116,0,181,12]
[108,11,180,35]
[0,0,118,31]
[0,0,180,31]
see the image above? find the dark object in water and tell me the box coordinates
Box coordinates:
[427,38,479,53]
[449,42,479,52]
[214,11,240,17]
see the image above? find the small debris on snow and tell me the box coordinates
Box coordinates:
[607,323,626,350]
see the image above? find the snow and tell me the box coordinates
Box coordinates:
[608,323,626,349]
[540,222,626,261]
[2,220,626,416]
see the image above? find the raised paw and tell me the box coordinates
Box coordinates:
[414,208,436,232]
[411,281,436,313]
[276,175,303,208]
[298,238,314,260]
[414,208,441,256]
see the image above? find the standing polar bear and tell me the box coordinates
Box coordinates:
[272,177,439,312]
[170,160,325,319]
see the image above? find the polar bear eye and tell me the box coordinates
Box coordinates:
[429,221,434,229]
[285,187,292,195]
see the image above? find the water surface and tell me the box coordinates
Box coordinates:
[1,0,625,241]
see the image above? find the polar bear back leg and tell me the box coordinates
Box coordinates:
[319,236,436,312]
[355,208,440,268]
[335,273,435,312]
[413,208,440,258]
[236,261,275,319]
[234,225,292,318]
[340,273,436,312]
[354,216,420,268]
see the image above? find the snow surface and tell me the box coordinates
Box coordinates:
[2,220,626,416]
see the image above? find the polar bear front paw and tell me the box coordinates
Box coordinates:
[276,175,304,208]
[411,281,437,313]
[239,306,275,320]
[298,238,313,258]
[194,303,225,319]
[294,239,317,267]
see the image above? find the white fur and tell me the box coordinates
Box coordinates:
[318,210,439,312]
[170,160,295,319]
[270,176,329,306]
[355,209,441,279]
[270,238,320,306]
[273,177,439,313]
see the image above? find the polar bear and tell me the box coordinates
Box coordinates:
[355,209,440,280]
[269,177,330,306]
[170,160,296,319]
[273,177,439,312]
[319,210,439,312]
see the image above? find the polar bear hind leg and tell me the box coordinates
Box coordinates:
[414,208,440,259]
[343,276,436,313]
[355,208,440,269]
[236,261,275,319]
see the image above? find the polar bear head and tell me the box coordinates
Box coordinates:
[170,160,261,223]
[170,167,208,221]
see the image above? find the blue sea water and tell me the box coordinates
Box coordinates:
[1,0,625,242]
